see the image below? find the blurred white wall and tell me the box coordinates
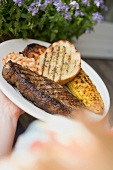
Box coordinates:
[75,22,113,59]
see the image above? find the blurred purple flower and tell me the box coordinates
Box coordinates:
[28,3,38,15]
[53,0,69,12]
[74,10,79,17]
[45,0,52,5]
[32,7,39,16]
[28,6,32,12]
[70,1,79,9]
[82,0,88,4]
[100,4,108,11]
[13,0,24,7]
[74,10,84,17]
[28,0,53,15]
[92,12,104,23]
[94,0,104,7]
[82,0,90,6]
[55,3,69,12]
[64,12,72,20]
[39,4,45,11]
[87,1,90,6]
[80,11,84,16]
[53,0,61,6]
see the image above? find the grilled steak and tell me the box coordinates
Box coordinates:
[21,43,46,59]
[2,61,84,116]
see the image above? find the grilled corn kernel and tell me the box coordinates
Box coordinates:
[67,68,104,114]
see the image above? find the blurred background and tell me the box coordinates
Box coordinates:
[76,0,113,59]
[76,0,113,124]
[104,0,113,22]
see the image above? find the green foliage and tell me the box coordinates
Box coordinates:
[0,0,105,42]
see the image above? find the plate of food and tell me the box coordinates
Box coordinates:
[0,39,110,122]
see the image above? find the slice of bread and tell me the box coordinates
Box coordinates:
[37,40,81,85]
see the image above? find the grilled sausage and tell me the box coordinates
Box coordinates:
[21,43,46,59]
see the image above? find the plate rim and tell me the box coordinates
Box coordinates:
[0,38,110,122]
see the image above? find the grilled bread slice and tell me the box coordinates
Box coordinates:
[37,40,81,85]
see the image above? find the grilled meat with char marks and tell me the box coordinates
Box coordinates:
[2,61,84,116]
[21,43,46,59]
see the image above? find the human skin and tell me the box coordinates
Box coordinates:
[0,115,113,170]
[0,90,24,158]
[0,90,113,169]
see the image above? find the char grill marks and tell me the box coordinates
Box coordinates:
[41,45,77,82]
[2,61,84,116]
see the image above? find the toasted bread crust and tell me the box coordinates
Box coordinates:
[37,40,81,84]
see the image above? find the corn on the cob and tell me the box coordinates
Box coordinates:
[67,68,104,114]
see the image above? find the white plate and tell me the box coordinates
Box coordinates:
[0,39,110,122]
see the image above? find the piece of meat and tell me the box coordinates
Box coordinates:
[2,61,84,116]
[21,43,46,60]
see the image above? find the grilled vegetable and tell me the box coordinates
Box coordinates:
[67,68,104,114]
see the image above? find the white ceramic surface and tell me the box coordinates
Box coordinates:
[0,39,110,122]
